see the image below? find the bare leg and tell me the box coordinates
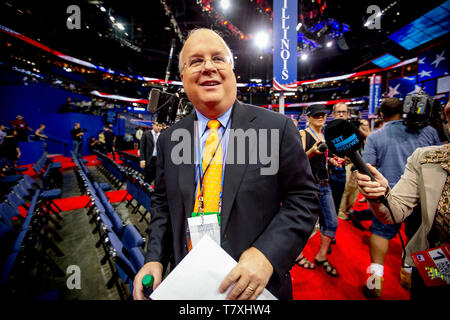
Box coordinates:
[315,234,332,261]
[370,234,389,265]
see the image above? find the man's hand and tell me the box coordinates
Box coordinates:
[356,164,389,199]
[133,261,163,300]
[219,247,273,300]
[140,160,146,169]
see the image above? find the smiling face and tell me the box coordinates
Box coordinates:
[180,29,237,119]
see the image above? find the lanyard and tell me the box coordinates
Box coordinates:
[307,127,322,141]
[195,112,232,213]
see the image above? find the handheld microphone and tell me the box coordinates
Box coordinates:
[325,120,407,267]
[324,119,376,182]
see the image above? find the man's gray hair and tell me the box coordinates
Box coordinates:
[178,28,234,74]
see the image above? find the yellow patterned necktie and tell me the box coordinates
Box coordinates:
[193,120,223,213]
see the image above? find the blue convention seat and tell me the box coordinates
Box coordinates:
[0,202,21,225]
[121,224,144,250]
[7,192,28,212]
[106,231,138,285]
[128,247,144,273]
[41,189,62,200]
[99,182,111,191]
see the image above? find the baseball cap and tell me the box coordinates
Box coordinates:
[306,104,327,116]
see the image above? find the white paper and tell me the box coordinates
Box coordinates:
[150,235,277,300]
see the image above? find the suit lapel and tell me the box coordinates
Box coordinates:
[177,113,196,221]
[221,101,257,236]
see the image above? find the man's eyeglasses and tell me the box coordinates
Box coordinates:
[183,55,232,73]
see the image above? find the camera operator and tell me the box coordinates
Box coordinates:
[71,123,85,156]
[295,104,339,276]
[356,98,450,300]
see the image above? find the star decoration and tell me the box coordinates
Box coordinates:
[419,70,432,78]
[431,50,446,68]
[408,84,422,95]
[388,83,401,97]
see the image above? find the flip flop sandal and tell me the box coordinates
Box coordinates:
[295,256,316,269]
[314,259,339,277]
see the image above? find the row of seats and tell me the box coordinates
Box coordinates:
[117,150,144,175]
[72,153,146,300]
[32,153,63,190]
[96,150,152,226]
[0,158,28,198]
[94,151,127,188]
[0,166,65,298]
[124,171,152,225]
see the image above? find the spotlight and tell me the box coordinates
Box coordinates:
[109,16,115,23]
[254,31,270,49]
[326,41,333,47]
[300,53,308,61]
[220,0,230,11]
[100,6,106,12]
[115,22,125,31]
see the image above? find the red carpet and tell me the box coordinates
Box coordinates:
[291,218,410,300]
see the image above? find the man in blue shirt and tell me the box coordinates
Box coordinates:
[362,97,441,298]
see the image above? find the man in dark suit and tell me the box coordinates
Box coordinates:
[139,122,162,185]
[133,28,319,300]
[103,125,116,160]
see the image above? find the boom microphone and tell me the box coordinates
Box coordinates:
[147,88,161,114]
[324,119,376,182]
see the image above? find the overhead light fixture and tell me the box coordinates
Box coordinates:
[254,31,270,49]
[221,0,231,11]
[326,41,333,47]
[115,22,125,31]
[109,16,115,23]
[100,6,106,12]
[296,22,302,31]
[300,53,308,61]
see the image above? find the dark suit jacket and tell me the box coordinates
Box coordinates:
[145,100,319,299]
[139,130,155,167]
